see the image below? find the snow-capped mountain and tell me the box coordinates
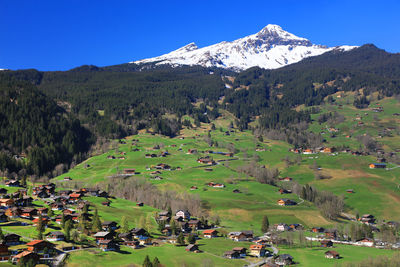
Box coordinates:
[131,24,356,71]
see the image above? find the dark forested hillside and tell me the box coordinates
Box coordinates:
[7,65,230,138]
[225,44,400,129]
[0,74,93,177]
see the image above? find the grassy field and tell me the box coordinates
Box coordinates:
[278,244,396,267]
[67,238,250,267]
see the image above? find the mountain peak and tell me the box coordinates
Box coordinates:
[176,42,198,52]
[131,25,357,71]
[256,24,308,42]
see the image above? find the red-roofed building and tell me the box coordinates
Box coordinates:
[203,229,218,238]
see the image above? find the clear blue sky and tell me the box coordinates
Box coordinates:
[1,0,399,71]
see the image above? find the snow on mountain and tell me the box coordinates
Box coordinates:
[131,24,357,71]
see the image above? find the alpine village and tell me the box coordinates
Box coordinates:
[2,8,400,267]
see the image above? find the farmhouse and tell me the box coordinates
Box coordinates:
[325,250,340,259]
[102,221,119,231]
[26,240,55,253]
[98,240,119,251]
[369,163,386,169]
[203,229,218,238]
[224,250,241,259]
[357,238,374,247]
[175,210,191,220]
[320,240,333,247]
[0,244,10,261]
[359,214,376,224]
[46,231,65,241]
[277,198,297,206]
[3,234,21,246]
[0,212,8,223]
[0,199,14,207]
[276,223,289,232]
[94,232,114,243]
[12,251,40,265]
[275,254,294,266]
[185,244,199,252]
[249,244,265,257]
[123,168,136,174]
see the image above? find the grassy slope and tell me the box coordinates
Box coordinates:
[50,96,400,266]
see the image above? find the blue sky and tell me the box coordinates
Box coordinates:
[1,0,399,71]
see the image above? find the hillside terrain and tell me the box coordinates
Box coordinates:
[0,43,399,266]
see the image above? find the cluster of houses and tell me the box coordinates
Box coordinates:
[0,180,118,264]
[289,147,335,155]
[156,210,214,236]
[93,226,152,252]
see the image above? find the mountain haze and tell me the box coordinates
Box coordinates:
[131,24,356,71]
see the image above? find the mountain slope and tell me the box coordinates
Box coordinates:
[131,24,356,71]
[0,73,92,176]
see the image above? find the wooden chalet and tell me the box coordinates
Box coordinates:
[0,243,10,261]
[249,244,266,257]
[175,210,191,220]
[69,192,83,202]
[185,244,199,252]
[102,221,118,231]
[118,232,133,241]
[93,232,114,243]
[32,217,49,226]
[131,228,148,238]
[275,254,294,266]
[0,212,8,223]
[3,234,21,246]
[5,207,22,218]
[321,240,333,247]
[224,250,240,259]
[20,208,37,219]
[0,199,14,207]
[123,168,136,174]
[325,250,340,259]
[312,227,325,233]
[277,198,297,206]
[46,231,65,241]
[26,240,55,253]
[232,247,247,257]
[203,229,218,238]
[37,207,48,216]
[98,240,119,251]
[5,180,20,187]
[369,163,386,169]
[124,240,140,249]
[12,251,39,265]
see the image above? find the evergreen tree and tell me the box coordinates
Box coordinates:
[61,213,66,229]
[64,220,72,242]
[0,227,4,242]
[152,257,161,267]
[121,216,130,233]
[170,219,177,236]
[187,234,196,244]
[177,233,185,246]
[261,215,270,233]
[143,255,152,267]
[47,207,54,218]
[91,209,102,233]
[70,229,80,243]
[36,214,45,240]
